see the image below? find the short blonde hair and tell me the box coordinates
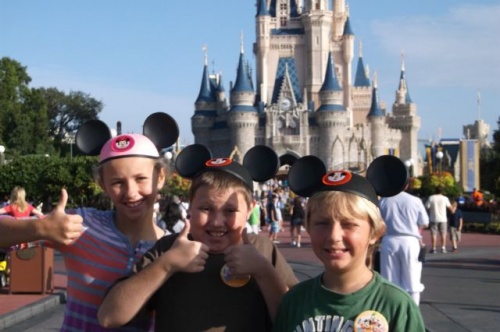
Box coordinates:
[189,170,253,209]
[305,191,386,267]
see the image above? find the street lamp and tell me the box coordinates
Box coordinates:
[404,159,414,178]
[0,145,4,165]
[63,133,76,158]
[436,151,444,175]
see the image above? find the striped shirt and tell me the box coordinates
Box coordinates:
[50,208,157,331]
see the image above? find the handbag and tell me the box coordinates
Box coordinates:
[418,245,426,263]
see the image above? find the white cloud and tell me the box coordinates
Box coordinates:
[371,4,500,89]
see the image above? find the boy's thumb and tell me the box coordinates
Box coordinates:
[179,219,191,238]
[242,228,251,245]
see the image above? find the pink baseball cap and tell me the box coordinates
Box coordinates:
[99,133,159,164]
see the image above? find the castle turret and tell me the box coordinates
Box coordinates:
[341,16,354,123]
[352,41,372,126]
[192,54,217,147]
[227,45,258,157]
[367,74,386,159]
[387,53,421,173]
[316,52,348,168]
[255,0,272,105]
[302,0,333,105]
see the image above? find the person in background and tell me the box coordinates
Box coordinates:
[163,198,185,234]
[268,194,281,244]
[248,198,261,234]
[447,199,463,252]
[289,196,305,247]
[471,188,484,207]
[426,187,451,253]
[0,186,44,218]
[379,185,429,305]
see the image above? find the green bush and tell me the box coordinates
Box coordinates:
[0,155,101,209]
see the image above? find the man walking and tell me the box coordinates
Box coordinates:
[379,187,429,305]
[426,187,451,253]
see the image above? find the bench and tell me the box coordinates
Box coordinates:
[461,211,493,224]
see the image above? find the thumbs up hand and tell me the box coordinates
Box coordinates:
[166,219,209,274]
[224,228,266,277]
[39,188,84,245]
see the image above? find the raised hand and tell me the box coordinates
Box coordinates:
[224,228,266,277]
[39,188,84,245]
[165,219,209,273]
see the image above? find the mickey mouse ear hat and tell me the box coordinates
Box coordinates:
[288,155,408,206]
[75,112,179,164]
[175,144,280,191]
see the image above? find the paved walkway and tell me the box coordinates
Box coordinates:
[0,227,499,331]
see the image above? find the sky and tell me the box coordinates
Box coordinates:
[1,0,499,147]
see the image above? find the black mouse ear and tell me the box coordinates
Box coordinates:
[366,155,408,197]
[143,112,179,150]
[75,120,112,155]
[175,144,212,178]
[288,156,327,197]
[243,145,279,182]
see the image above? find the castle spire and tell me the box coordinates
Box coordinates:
[368,72,384,117]
[256,0,270,16]
[354,41,370,87]
[396,50,412,103]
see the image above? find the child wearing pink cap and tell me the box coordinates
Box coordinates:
[0,112,179,331]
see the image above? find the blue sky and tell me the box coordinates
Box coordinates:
[1,0,499,147]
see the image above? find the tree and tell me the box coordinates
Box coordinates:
[40,87,103,156]
[480,116,500,197]
[0,57,54,156]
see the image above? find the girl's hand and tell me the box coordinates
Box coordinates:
[39,189,84,245]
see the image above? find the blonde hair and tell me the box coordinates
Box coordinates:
[305,191,386,268]
[10,186,28,212]
[189,170,253,209]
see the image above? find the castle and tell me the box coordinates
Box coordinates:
[192,0,421,175]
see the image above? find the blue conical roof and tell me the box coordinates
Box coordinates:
[343,17,354,36]
[231,51,254,93]
[320,53,342,92]
[196,64,216,103]
[354,57,370,87]
[368,84,384,117]
[399,69,413,103]
[256,0,270,17]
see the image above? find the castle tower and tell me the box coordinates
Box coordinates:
[227,44,258,158]
[387,53,421,174]
[352,41,372,126]
[302,0,333,105]
[192,53,217,149]
[367,74,386,159]
[315,52,348,168]
[255,0,271,104]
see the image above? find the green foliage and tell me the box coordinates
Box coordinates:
[0,155,101,208]
[0,57,102,158]
[413,172,462,198]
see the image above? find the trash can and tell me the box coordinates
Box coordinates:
[9,245,54,294]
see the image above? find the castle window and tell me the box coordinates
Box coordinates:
[281,17,287,27]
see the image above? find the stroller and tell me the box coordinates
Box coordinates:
[0,250,8,288]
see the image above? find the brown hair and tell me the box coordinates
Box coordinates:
[189,170,253,209]
[305,191,386,268]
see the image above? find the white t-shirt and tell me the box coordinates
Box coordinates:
[425,194,451,222]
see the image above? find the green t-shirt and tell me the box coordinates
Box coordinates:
[249,204,261,226]
[274,272,425,332]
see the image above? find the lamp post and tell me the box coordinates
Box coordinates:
[63,133,76,158]
[404,159,414,178]
[436,151,444,176]
[0,145,4,165]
